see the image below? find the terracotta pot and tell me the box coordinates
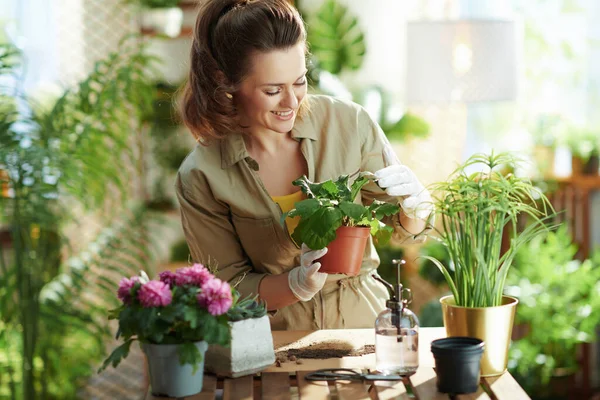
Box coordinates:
[318,226,370,276]
[572,154,600,176]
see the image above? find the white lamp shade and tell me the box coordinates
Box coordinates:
[406,20,518,104]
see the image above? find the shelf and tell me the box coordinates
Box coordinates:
[553,175,600,190]
[179,1,199,10]
[140,26,193,38]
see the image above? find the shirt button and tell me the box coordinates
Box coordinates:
[245,157,260,171]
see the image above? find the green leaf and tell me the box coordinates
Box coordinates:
[183,307,198,329]
[177,342,203,374]
[374,225,393,246]
[97,338,135,373]
[370,201,401,219]
[292,175,322,198]
[321,180,339,196]
[350,176,369,201]
[292,207,343,250]
[384,113,430,142]
[283,198,321,223]
[339,201,367,221]
[307,0,366,74]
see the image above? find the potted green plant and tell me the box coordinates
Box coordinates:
[126,0,184,38]
[204,292,274,378]
[99,264,232,397]
[282,174,400,275]
[354,85,430,143]
[529,113,564,179]
[506,227,600,398]
[566,127,600,175]
[424,152,555,376]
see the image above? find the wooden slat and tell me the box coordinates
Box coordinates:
[368,379,411,400]
[187,374,217,400]
[335,380,370,400]
[296,371,330,400]
[483,373,531,400]
[261,372,291,400]
[145,374,217,400]
[455,385,492,400]
[408,367,448,400]
[223,375,253,400]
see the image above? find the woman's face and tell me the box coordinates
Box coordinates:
[235,42,307,137]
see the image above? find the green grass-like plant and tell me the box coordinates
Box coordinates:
[423,152,556,308]
[282,174,400,250]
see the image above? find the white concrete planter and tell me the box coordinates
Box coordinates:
[141,7,183,38]
[204,315,275,377]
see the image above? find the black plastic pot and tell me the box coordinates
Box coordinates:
[431,337,485,394]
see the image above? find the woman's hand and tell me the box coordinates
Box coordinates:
[374,164,433,221]
[288,244,328,302]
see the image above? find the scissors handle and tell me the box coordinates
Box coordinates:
[304,368,362,381]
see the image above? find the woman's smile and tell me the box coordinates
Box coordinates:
[272,110,294,120]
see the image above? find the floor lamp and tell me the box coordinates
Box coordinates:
[403,19,518,180]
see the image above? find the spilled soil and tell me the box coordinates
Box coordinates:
[275,339,375,362]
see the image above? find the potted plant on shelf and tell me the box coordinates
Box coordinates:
[566,126,600,175]
[126,0,184,38]
[424,152,556,377]
[204,291,275,377]
[529,113,563,179]
[283,174,400,275]
[99,264,232,398]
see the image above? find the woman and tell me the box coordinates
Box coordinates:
[176,0,432,330]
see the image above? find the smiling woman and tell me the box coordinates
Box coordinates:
[236,44,308,139]
[175,0,433,331]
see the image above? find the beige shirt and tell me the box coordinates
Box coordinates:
[175,95,427,330]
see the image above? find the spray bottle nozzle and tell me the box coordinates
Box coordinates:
[372,259,411,342]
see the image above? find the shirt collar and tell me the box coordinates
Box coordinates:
[220,111,318,169]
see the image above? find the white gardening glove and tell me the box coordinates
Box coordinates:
[288,244,328,302]
[374,164,433,221]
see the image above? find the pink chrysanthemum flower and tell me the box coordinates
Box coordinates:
[175,263,214,287]
[158,270,177,287]
[138,280,172,308]
[117,276,139,304]
[197,278,232,316]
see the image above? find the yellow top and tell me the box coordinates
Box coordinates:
[272,190,304,235]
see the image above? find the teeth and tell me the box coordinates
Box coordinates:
[273,110,293,116]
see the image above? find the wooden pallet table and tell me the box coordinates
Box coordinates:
[145,328,530,400]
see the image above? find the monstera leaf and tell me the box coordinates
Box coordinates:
[306,0,366,75]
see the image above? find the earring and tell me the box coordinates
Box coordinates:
[225,92,233,99]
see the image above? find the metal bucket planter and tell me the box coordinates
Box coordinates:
[204,315,275,377]
[142,341,208,397]
[440,295,518,377]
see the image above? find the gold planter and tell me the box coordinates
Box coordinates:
[440,295,518,377]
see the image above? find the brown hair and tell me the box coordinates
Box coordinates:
[179,0,307,144]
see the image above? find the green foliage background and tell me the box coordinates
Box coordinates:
[0,36,157,399]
